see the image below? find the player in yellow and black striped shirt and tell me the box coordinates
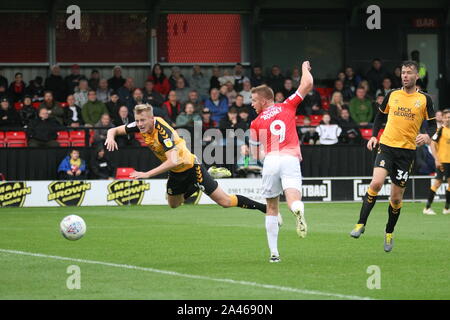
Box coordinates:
[350,60,437,252]
[424,109,450,215]
[105,104,269,216]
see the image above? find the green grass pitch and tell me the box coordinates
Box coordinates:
[0,202,449,300]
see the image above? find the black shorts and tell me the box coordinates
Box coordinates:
[166,164,219,196]
[435,163,450,181]
[374,144,415,188]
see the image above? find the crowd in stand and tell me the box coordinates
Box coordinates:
[0,55,430,151]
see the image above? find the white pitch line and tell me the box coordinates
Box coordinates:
[0,248,373,300]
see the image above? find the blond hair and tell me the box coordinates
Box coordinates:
[134,103,154,116]
[251,85,274,101]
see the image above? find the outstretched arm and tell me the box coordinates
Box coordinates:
[130,149,179,179]
[297,61,313,98]
[105,125,127,151]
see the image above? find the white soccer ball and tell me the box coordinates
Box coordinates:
[60,215,86,241]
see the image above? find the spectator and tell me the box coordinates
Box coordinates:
[189,65,209,100]
[8,72,26,102]
[74,79,89,108]
[274,92,285,103]
[82,90,109,127]
[359,80,372,100]
[169,66,188,90]
[236,144,263,178]
[205,88,228,125]
[162,90,181,125]
[332,79,353,102]
[233,63,250,92]
[88,69,101,91]
[411,50,428,90]
[375,77,392,97]
[185,90,203,114]
[175,77,190,105]
[365,58,390,96]
[176,102,202,128]
[338,108,362,145]
[391,66,402,89]
[349,87,373,126]
[298,87,323,116]
[27,107,61,147]
[372,93,385,120]
[39,91,64,125]
[0,97,21,129]
[298,116,317,145]
[237,106,252,129]
[337,71,346,83]
[239,80,252,105]
[25,76,45,102]
[219,106,247,146]
[45,64,66,102]
[250,65,266,87]
[0,67,7,89]
[201,107,217,132]
[344,66,361,95]
[210,66,221,91]
[96,79,112,103]
[0,85,8,102]
[315,113,342,145]
[64,94,84,127]
[131,88,146,109]
[118,77,135,112]
[89,146,115,180]
[106,93,121,119]
[65,64,86,95]
[266,65,285,93]
[113,106,140,148]
[218,69,235,87]
[58,149,87,180]
[108,66,126,92]
[93,113,114,146]
[224,82,237,106]
[329,91,346,122]
[143,80,164,108]
[232,94,257,122]
[281,78,296,99]
[148,63,170,98]
[290,67,301,88]
[19,95,37,127]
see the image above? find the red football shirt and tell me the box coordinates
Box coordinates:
[250,91,303,159]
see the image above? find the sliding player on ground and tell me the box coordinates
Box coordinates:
[424,109,450,215]
[350,60,437,252]
[250,61,313,262]
[105,104,268,215]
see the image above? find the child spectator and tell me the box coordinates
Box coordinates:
[315,113,342,145]
[58,149,87,180]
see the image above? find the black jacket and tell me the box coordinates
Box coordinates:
[19,105,37,127]
[0,107,21,129]
[64,105,84,126]
[45,75,67,102]
[27,117,62,142]
[90,155,116,179]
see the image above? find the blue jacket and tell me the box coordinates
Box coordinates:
[58,156,86,173]
[204,97,229,124]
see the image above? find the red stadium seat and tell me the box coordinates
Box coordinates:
[134,133,147,147]
[0,132,5,148]
[360,128,372,140]
[89,130,95,146]
[295,115,305,126]
[377,129,384,140]
[310,115,323,126]
[69,130,86,147]
[6,131,27,147]
[32,102,41,109]
[14,102,23,110]
[115,167,136,180]
[60,102,68,108]
[56,131,70,147]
